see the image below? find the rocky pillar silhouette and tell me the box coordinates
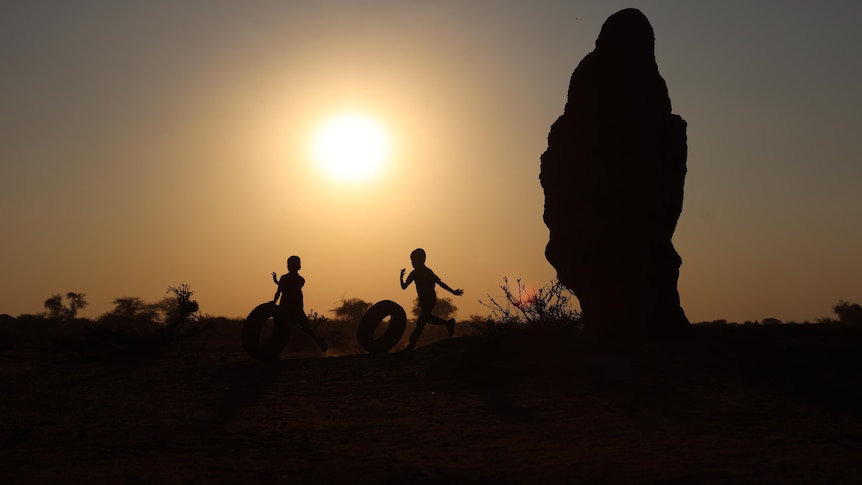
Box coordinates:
[540,8,689,338]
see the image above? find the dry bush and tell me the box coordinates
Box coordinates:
[476,277,581,335]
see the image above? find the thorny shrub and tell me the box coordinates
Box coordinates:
[476,277,581,335]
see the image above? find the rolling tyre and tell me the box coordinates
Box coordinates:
[242,302,289,361]
[357,300,407,353]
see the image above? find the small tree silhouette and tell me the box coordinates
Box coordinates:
[66,293,88,318]
[164,284,199,326]
[833,300,862,325]
[43,292,88,320]
[43,294,64,319]
[411,297,458,321]
[330,298,372,323]
[111,297,147,321]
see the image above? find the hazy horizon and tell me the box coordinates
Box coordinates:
[2,1,861,323]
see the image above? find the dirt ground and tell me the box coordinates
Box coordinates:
[2,323,862,484]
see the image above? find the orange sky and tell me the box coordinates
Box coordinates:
[2,1,861,323]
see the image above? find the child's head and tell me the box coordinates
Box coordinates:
[409,248,426,268]
[287,255,301,272]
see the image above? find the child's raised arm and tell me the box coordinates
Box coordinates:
[272,272,278,284]
[439,280,464,296]
[400,268,412,290]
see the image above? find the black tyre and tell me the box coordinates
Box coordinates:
[357,300,407,353]
[242,302,289,361]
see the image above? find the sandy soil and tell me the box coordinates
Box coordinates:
[2,323,861,484]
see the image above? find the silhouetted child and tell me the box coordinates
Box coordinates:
[272,256,327,352]
[400,248,464,351]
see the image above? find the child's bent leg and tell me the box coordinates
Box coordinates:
[408,320,425,348]
[407,311,430,349]
[428,314,456,338]
[428,314,448,325]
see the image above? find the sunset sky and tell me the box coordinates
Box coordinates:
[2,1,861,324]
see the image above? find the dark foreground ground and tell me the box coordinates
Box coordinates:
[2,323,862,484]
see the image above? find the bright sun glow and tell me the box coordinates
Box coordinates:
[312,113,390,183]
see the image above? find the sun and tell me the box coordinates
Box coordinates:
[312,113,391,183]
